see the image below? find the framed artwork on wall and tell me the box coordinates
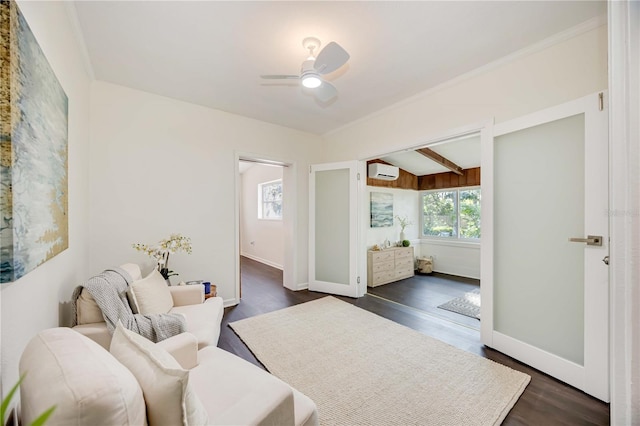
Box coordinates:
[1,1,69,283]
[370,192,393,228]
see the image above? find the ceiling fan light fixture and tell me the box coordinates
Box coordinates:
[261,37,349,101]
[302,74,322,89]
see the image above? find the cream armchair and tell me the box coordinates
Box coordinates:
[72,263,224,350]
[20,327,318,426]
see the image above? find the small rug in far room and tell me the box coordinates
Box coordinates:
[438,288,481,320]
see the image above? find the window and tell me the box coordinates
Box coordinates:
[258,179,282,219]
[422,188,480,240]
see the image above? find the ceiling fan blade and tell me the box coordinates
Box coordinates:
[314,42,350,74]
[260,75,300,80]
[314,80,338,102]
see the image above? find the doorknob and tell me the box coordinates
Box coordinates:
[568,235,603,246]
[603,256,610,265]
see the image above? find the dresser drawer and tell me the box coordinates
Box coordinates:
[372,271,394,285]
[372,260,394,273]
[371,250,394,263]
[395,248,413,260]
[395,267,414,279]
[395,257,414,270]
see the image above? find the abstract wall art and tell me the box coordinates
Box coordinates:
[370,192,393,228]
[1,0,68,283]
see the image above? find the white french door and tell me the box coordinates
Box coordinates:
[481,92,609,401]
[309,161,364,297]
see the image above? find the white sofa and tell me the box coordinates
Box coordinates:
[72,263,224,350]
[20,327,318,426]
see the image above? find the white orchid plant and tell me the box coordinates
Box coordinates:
[133,233,192,279]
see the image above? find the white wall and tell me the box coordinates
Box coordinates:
[419,241,480,279]
[323,25,607,162]
[240,164,284,269]
[89,82,322,305]
[0,1,92,398]
[366,186,419,248]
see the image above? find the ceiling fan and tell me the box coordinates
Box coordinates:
[261,37,350,102]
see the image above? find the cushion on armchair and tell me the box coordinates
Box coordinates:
[75,263,143,325]
[76,288,104,324]
[127,269,174,315]
[110,323,209,426]
[19,328,147,426]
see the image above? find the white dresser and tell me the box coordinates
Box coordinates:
[367,246,415,287]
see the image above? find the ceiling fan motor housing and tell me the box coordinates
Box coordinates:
[300,59,322,88]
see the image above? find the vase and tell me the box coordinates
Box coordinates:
[159,268,172,285]
[399,231,405,242]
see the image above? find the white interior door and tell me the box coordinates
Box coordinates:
[481,92,609,401]
[309,161,363,297]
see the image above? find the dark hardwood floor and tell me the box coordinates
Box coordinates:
[219,256,610,426]
[368,272,481,329]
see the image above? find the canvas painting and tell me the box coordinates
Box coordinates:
[0,0,69,283]
[370,192,393,228]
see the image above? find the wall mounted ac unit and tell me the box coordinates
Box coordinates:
[368,163,399,181]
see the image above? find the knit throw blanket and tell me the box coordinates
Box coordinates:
[71,267,186,343]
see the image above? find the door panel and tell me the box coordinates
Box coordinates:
[309,161,363,297]
[314,168,350,285]
[485,92,609,401]
[494,114,585,365]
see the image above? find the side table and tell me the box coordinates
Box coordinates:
[204,284,217,299]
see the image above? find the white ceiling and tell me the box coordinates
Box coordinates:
[380,134,481,176]
[72,1,606,136]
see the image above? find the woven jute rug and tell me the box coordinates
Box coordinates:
[229,297,530,426]
[438,288,481,320]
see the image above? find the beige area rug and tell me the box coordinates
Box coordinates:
[229,297,530,426]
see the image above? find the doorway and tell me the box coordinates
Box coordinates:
[239,161,284,269]
[235,155,294,304]
[361,132,482,328]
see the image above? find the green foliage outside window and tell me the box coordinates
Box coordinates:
[422,191,457,237]
[459,189,481,238]
[423,188,480,239]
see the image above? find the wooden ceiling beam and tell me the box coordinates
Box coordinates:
[415,148,464,176]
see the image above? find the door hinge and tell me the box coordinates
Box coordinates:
[309,165,312,173]
[598,92,604,111]
[357,276,360,284]
[357,173,361,181]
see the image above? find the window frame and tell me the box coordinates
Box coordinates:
[258,179,283,220]
[420,186,481,242]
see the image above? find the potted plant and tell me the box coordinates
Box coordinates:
[395,215,413,242]
[133,233,192,283]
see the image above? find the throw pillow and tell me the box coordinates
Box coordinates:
[110,322,209,426]
[129,269,174,314]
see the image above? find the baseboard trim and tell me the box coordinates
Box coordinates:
[296,282,309,291]
[432,268,480,280]
[240,253,283,270]
[492,331,584,393]
[223,298,239,308]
